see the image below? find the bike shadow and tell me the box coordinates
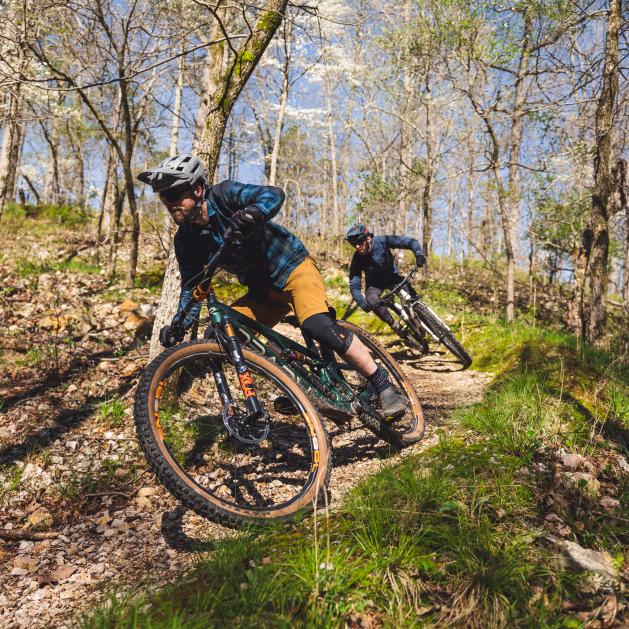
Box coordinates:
[386,345,468,373]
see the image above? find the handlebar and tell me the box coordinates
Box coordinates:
[371,265,420,310]
[172,227,239,326]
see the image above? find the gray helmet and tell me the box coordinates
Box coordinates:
[345,223,371,244]
[137,153,208,193]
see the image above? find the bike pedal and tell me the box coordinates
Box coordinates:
[273,396,298,415]
[382,409,405,423]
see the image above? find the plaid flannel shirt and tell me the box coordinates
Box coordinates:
[173,180,308,328]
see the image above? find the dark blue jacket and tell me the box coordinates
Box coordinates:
[349,235,424,308]
[175,180,308,327]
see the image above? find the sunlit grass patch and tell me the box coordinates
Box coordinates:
[97,395,126,428]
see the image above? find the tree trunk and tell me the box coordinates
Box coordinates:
[192,17,225,153]
[0,93,23,218]
[588,0,621,342]
[421,95,434,279]
[569,227,593,339]
[269,20,291,186]
[96,149,115,265]
[506,13,532,265]
[43,130,60,205]
[4,121,25,207]
[150,0,289,360]
[324,74,340,239]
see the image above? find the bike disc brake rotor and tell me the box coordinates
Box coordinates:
[221,404,270,445]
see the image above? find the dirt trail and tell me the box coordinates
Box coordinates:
[0,341,491,628]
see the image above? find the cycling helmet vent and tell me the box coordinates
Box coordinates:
[137,153,209,192]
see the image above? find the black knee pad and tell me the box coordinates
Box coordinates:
[301,313,354,354]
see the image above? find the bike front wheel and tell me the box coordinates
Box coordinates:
[134,340,331,527]
[411,300,472,368]
[337,321,425,447]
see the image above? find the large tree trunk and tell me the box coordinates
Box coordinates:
[588,0,621,342]
[149,0,289,360]
[160,48,186,255]
[0,88,24,218]
[192,17,225,153]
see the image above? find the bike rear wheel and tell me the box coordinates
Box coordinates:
[134,340,331,527]
[337,321,424,447]
[411,300,472,368]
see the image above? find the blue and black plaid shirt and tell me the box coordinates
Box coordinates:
[174,180,308,327]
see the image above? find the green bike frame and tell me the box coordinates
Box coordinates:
[206,295,362,416]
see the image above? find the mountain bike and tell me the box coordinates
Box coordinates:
[369,267,472,368]
[134,235,424,527]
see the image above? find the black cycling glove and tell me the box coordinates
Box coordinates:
[231,206,263,239]
[159,318,186,348]
[415,254,427,268]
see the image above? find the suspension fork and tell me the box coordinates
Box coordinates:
[219,315,264,418]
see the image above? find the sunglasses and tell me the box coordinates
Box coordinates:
[348,237,367,246]
[159,189,186,204]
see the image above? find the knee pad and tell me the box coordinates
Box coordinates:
[301,313,354,354]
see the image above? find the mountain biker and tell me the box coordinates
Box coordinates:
[345,224,427,339]
[137,154,408,418]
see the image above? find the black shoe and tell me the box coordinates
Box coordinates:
[379,387,407,420]
[273,396,298,415]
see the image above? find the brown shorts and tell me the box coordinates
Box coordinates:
[231,257,329,327]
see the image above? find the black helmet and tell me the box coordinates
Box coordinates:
[345,223,371,245]
[137,153,208,193]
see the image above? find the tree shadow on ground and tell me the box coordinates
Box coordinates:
[0,345,127,414]
[0,374,137,466]
[160,505,219,552]
[388,346,468,373]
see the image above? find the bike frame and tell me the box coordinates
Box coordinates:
[374,268,453,343]
[210,296,358,415]
[174,235,363,419]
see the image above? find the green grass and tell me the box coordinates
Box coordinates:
[83,301,628,627]
[84,435,575,627]
[97,395,126,428]
[14,256,101,280]
[3,202,89,227]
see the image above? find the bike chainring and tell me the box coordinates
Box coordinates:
[221,403,270,445]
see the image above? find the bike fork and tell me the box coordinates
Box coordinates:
[220,317,264,419]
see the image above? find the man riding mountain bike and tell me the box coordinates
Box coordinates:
[345,224,427,340]
[137,154,408,418]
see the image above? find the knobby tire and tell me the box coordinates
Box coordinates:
[338,321,425,447]
[134,340,331,527]
[411,301,472,368]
